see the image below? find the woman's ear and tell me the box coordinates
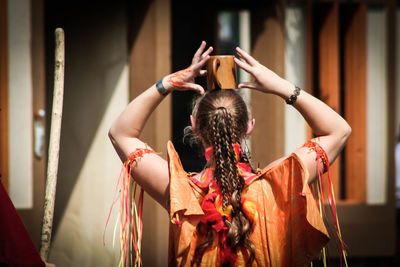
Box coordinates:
[246,118,255,135]
[190,115,196,130]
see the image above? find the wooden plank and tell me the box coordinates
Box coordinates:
[128,0,171,155]
[250,2,286,167]
[129,1,157,146]
[317,2,341,200]
[154,0,171,155]
[305,0,314,141]
[0,0,9,192]
[128,0,171,265]
[344,4,367,202]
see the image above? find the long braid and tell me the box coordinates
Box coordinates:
[191,90,255,264]
[211,108,240,207]
[212,108,254,261]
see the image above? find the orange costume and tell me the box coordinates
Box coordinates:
[167,141,330,266]
[108,141,348,267]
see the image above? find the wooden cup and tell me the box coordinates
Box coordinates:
[206,55,237,90]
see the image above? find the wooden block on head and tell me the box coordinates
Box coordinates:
[206,55,237,90]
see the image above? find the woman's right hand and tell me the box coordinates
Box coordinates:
[163,41,213,95]
[234,47,288,95]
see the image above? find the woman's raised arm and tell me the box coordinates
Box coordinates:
[235,47,351,183]
[108,42,213,208]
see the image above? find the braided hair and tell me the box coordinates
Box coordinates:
[190,89,255,264]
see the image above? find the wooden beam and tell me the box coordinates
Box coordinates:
[128,0,171,265]
[317,2,341,199]
[305,0,314,141]
[129,0,171,156]
[154,0,172,156]
[250,2,286,167]
[0,0,9,192]
[344,4,367,202]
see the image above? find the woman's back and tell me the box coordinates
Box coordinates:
[167,142,329,266]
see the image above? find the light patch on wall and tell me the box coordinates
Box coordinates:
[8,0,33,208]
[238,10,251,150]
[395,7,400,204]
[367,8,388,204]
[49,66,128,266]
[284,6,306,155]
[397,8,400,131]
[238,10,251,106]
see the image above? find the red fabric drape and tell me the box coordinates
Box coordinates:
[0,182,45,266]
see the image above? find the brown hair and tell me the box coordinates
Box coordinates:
[190,89,255,264]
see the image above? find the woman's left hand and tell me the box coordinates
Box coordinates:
[235,47,285,95]
[163,41,213,95]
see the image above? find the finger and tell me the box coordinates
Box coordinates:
[199,70,207,76]
[238,82,258,89]
[234,57,253,73]
[201,46,213,59]
[186,83,205,95]
[192,47,212,70]
[236,47,258,66]
[195,85,205,95]
[192,41,207,63]
[193,54,210,70]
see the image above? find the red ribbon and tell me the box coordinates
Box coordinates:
[302,140,347,266]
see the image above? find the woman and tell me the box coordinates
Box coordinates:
[108,41,351,266]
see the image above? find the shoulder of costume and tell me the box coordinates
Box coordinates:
[167,140,188,177]
[167,140,181,162]
[254,153,306,179]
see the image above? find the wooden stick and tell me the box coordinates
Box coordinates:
[39,28,65,261]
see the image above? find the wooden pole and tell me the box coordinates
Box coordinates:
[39,28,65,261]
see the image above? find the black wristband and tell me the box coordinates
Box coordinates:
[286,85,301,105]
[156,78,169,96]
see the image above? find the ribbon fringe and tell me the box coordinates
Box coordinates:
[303,141,348,267]
[104,147,156,267]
